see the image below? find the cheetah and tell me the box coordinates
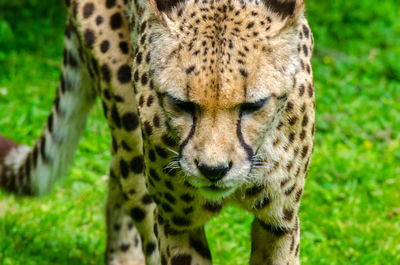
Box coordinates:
[0,0,315,264]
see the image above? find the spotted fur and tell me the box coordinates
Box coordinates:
[0,0,314,264]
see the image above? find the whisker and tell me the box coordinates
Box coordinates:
[166,147,179,156]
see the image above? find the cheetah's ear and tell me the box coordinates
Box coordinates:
[148,0,186,19]
[262,0,304,18]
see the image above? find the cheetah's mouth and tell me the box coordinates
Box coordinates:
[199,184,235,199]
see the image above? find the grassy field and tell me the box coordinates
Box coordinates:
[0,0,399,264]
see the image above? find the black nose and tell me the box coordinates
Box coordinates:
[196,162,231,183]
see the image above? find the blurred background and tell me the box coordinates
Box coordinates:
[0,0,399,264]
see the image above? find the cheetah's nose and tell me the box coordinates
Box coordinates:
[196,161,232,183]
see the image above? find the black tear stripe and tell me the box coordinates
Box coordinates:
[263,0,297,18]
[179,115,197,158]
[155,0,186,13]
[236,113,254,160]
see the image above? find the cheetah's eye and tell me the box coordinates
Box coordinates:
[166,94,196,114]
[240,97,270,115]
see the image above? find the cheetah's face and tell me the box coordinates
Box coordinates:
[145,0,303,199]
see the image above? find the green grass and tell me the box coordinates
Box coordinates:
[0,0,399,264]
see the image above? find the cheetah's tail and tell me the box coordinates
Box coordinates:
[0,22,96,196]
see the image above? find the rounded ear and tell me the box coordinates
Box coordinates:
[147,0,186,19]
[263,0,304,18]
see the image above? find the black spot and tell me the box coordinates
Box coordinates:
[54,96,60,113]
[101,64,112,82]
[96,15,103,25]
[120,159,129,178]
[189,236,212,259]
[63,50,78,67]
[117,64,132,84]
[180,194,194,203]
[162,134,177,147]
[163,181,174,192]
[148,149,156,162]
[40,136,48,162]
[301,145,309,158]
[239,69,248,78]
[153,115,160,127]
[149,169,160,181]
[257,219,291,237]
[302,114,309,127]
[103,89,111,100]
[295,188,303,202]
[106,0,116,8]
[47,113,53,133]
[164,192,176,204]
[153,223,158,237]
[162,254,167,265]
[102,102,108,117]
[122,112,139,131]
[161,203,173,212]
[100,40,110,53]
[140,21,147,33]
[285,184,296,196]
[84,29,95,48]
[144,121,152,135]
[155,146,168,158]
[147,95,154,107]
[110,12,123,30]
[303,44,308,57]
[308,84,314,97]
[111,105,121,128]
[303,24,310,38]
[183,207,193,215]
[146,242,156,256]
[140,34,147,45]
[245,185,264,196]
[141,73,148,85]
[286,101,294,111]
[142,194,153,204]
[254,196,271,210]
[130,155,144,173]
[299,84,305,96]
[119,243,130,252]
[130,207,146,222]
[283,208,295,221]
[247,22,255,29]
[136,52,142,64]
[119,41,129,54]
[203,202,222,213]
[134,70,139,82]
[289,132,295,143]
[186,65,196,74]
[83,3,95,19]
[171,254,192,265]
[288,116,298,126]
[112,136,118,152]
[172,216,191,226]
[32,145,39,166]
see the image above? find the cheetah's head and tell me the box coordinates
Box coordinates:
[142,0,304,199]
